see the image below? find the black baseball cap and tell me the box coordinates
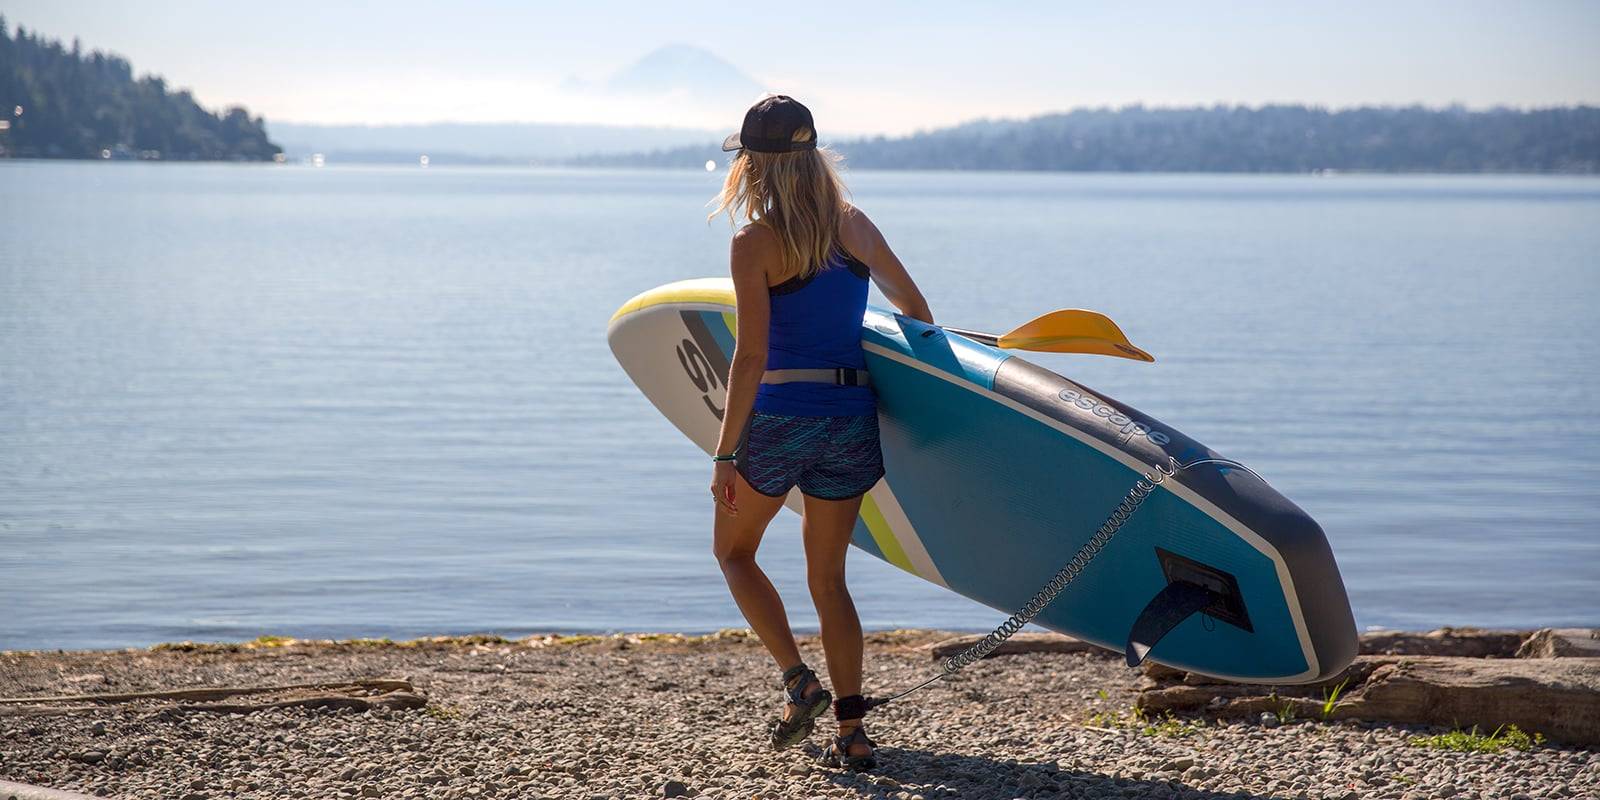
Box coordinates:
[721,95,819,153]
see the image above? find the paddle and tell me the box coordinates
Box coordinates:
[943,309,1156,362]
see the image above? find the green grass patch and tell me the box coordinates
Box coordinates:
[1319,677,1350,721]
[550,634,603,646]
[1412,724,1544,753]
[1266,691,1297,725]
[1087,707,1205,739]
[423,703,463,720]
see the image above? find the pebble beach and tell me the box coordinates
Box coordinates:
[1,631,1595,800]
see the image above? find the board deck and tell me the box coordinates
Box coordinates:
[609,278,1357,683]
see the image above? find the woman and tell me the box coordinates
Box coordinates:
[707,95,933,772]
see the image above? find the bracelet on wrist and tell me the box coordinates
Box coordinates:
[712,452,737,462]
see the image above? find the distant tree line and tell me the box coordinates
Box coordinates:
[577,104,1600,174]
[0,17,280,161]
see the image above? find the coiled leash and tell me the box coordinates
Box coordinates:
[863,455,1260,711]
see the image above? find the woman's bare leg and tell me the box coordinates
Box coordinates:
[712,472,819,713]
[800,491,872,756]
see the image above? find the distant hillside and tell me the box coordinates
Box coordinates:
[0,18,279,161]
[267,121,721,165]
[271,44,757,164]
[573,105,1600,174]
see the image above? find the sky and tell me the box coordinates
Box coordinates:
[4,0,1599,136]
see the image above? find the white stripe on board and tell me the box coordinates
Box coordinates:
[869,479,948,588]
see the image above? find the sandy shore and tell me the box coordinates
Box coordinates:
[1,631,1594,800]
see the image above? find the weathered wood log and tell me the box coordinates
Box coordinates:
[928,633,1100,661]
[0,678,413,706]
[0,678,423,717]
[1138,655,1600,746]
[1516,628,1600,659]
[0,779,102,800]
[1358,628,1526,657]
[176,690,427,715]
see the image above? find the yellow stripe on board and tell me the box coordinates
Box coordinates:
[721,312,738,339]
[859,492,916,575]
[609,278,735,322]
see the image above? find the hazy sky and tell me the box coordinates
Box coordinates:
[5,1,1598,135]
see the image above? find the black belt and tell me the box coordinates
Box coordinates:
[760,368,871,388]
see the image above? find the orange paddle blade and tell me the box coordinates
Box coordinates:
[996,309,1155,362]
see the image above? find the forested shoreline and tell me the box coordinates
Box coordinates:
[0,18,280,161]
[577,104,1600,174]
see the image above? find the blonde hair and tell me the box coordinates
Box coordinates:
[709,127,851,284]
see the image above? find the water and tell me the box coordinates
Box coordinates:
[2,162,1597,651]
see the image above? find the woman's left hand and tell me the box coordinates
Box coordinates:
[711,461,739,516]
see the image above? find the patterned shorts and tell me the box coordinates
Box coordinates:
[736,412,886,501]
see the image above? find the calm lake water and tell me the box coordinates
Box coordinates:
[2,162,1597,651]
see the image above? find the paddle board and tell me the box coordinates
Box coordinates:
[608,278,1357,683]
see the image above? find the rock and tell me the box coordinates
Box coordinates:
[1516,629,1600,659]
[1260,712,1281,728]
[663,779,690,798]
[70,750,106,764]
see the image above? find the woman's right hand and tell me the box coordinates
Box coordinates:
[711,461,739,516]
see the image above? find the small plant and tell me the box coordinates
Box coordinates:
[1140,710,1205,739]
[423,703,462,720]
[1274,700,1297,725]
[1393,774,1416,786]
[1412,724,1545,753]
[251,635,294,648]
[1096,689,1109,701]
[1319,677,1350,721]
[1086,708,1124,728]
[1085,707,1203,738]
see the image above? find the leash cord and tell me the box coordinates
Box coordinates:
[863,455,1258,711]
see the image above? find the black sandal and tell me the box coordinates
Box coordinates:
[768,663,831,750]
[819,722,877,772]
[818,695,877,772]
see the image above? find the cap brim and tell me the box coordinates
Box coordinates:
[721,132,742,152]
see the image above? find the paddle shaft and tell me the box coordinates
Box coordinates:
[940,326,1000,346]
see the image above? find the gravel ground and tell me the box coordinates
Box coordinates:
[1,631,1595,800]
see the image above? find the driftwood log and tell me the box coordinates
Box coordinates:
[1137,656,1600,746]
[925,627,1600,662]
[920,628,1600,744]
[1358,628,1526,657]
[0,779,103,800]
[1517,628,1600,659]
[0,678,425,717]
[928,633,1099,661]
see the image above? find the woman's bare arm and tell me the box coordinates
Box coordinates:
[714,224,777,461]
[843,207,933,324]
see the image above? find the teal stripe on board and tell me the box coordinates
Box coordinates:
[699,311,738,364]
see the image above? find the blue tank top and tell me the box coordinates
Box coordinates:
[753,251,877,417]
